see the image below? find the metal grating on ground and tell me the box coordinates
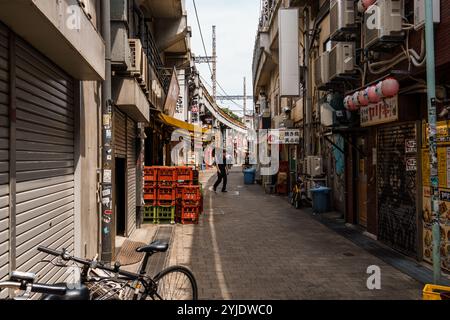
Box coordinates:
[145,226,174,277]
[115,240,146,266]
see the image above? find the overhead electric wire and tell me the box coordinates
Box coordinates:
[191,0,252,112]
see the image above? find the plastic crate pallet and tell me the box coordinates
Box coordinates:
[143,206,156,222]
[143,183,157,202]
[154,206,175,224]
[180,186,201,202]
[157,186,176,201]
[157,167,177,183]
[144,167,158,182]
[176,166,193,181]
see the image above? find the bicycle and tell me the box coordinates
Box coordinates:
[0,240,198,300]
[291,175,307,209]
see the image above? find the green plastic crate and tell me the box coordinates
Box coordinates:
[143,206,156,223]
[155,206,175,224]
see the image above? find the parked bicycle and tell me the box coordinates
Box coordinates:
[291,175,307,209]
[0,240,198,300]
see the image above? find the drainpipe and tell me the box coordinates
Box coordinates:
[303,6,312,157]
[425,0,441,284]
[101,0,113,262]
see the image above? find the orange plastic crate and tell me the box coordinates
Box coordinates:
[181,186,201,202]
[180,205,200,220]
[144,167,158,182]
[143,183,157,203]
[176,166,193,181]
[157,186,176,201]
[158,167,177,183]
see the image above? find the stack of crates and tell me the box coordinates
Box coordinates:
[143,166,203,225]
[155,167,176,224]
[143,167,158,222]
[176,185,202,224]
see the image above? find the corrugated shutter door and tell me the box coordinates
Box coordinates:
[0,24,9,299]
[127,119,136,236]
[377,123,418,256]
[115,108,126,158]
[14,37,75,285]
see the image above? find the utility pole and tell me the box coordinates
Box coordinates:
[212,25,217,101]
[425,0,441,284]
[243,77,247,117]
[101,0,113,262]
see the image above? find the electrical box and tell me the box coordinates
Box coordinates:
[320,104,335,127]
[364,0,404,51]
[314,51,330,89]
[414,0,440,30]
[305,156,323,177]
[328,42,355,81]
[330,0,356,41]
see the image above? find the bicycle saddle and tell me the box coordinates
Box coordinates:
[40,284,90,301]
[136,240,169,253]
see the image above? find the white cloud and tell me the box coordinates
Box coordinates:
[186,0,260,115]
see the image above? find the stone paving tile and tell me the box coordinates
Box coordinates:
[167,168,424,300]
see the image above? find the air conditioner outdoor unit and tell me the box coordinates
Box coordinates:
[314,51,330,89]
[364,0,404,51]
[330,0,356,41]
[129,39,149,92]
[328,42,355,81]
[305,156,323,177]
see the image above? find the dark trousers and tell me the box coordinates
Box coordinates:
[213,170,227,191]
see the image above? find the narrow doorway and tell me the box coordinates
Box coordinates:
[115,157,126,236]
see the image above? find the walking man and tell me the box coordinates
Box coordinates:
[213,149,228,193]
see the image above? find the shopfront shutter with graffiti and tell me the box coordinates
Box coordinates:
[377,122,419,256]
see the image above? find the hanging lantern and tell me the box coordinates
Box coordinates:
[357,0,366,13]
[375,81,384,99]
[346,95,356,111]
[362,0,377,10]
[381,77,400,97]
[358,90,370,106]
[352,92,360,109]
[343,96,351,110]
[367,85,380,103]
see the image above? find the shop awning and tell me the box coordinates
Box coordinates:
[157,113,208,134]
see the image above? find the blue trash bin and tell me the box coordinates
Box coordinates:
[243,168,256,185]
[310,187,331,213]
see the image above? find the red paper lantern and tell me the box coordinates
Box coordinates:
[358,90,370,106]
[381,77,400,98]
[352,92,360,109]
[346,95,356,111]
[362,0,377,9]
[367,85,380,103]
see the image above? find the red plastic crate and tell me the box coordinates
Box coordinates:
[157,199,176,207]
[143,183,157,203]
[144,167,158,182]
[180,186,201,202]
[158,167,177,183]
[179,205,200,220]
[176,166,193,181]
[157,186,175,201]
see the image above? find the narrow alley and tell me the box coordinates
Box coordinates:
[144,167,423,300]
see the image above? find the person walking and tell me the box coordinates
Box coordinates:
[213,149,228,193]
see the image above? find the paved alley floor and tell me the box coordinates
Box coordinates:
[164,167,423,300]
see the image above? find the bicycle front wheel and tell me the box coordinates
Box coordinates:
[152,266,198,300]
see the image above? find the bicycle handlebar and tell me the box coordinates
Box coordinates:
[37,246,142,281]
[0,281,67,296]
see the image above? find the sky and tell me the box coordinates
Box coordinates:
[185,0,261,116]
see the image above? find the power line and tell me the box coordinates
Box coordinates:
[191,0,250,110]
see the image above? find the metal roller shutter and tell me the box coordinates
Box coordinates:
[127,118,136,236]
[115,108,126,158]
[14,36,75,286]
[0,23,9,299]
[377,123,418,256]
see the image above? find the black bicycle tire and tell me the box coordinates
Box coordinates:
[151,266,198,300]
